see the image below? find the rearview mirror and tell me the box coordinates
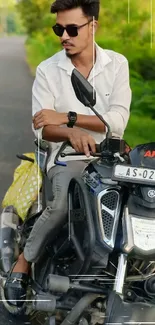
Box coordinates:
[71,69,96,107]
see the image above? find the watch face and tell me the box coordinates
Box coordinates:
[67,111,77,127]
[70,112,76,117]
[70,115,75,121]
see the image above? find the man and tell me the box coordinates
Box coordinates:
[4,0,131,306]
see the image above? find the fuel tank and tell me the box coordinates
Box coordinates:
[129,142,155,168]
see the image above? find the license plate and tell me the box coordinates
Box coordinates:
[112,164,155,185]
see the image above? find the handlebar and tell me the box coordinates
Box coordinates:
[60,143,107,158]
[60,151,101,158]
[54,138,130,166]
[54,141,100,166]
[59,144,101,155]
[33,138,131,168]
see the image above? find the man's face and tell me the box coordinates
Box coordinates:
[55,7,96,57]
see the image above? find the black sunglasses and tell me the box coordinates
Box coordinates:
[52,20,92,37]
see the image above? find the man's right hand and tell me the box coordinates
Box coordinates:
[68,129,96,157]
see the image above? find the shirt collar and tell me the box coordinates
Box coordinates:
[57,43,112,77]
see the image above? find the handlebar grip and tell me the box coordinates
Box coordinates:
[16,154,34,163]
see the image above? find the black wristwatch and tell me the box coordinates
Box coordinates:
[67,111,77,128]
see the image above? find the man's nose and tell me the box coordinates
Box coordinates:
[61,29,70,41]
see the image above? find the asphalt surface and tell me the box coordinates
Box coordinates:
[0,36,34,203]
[0,36,37,325]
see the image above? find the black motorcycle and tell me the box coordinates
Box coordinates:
[1,69,155,324]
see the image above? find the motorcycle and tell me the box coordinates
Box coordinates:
[1,68,155,324]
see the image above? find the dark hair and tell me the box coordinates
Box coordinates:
[51,0,100,21]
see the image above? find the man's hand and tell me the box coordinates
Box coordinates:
[33,109,67,129]
[68,129,96,157]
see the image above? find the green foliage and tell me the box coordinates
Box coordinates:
[0,0,25,35]
[26,31,61,73]
[130,72,155,118]
[98,0,150,44]
[6,13,16,33]
[124,115,155,148]
[17,0,52,35]
[6,11,25,34]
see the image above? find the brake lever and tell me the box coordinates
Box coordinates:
[61,152,102,158]
[54,142,103,166]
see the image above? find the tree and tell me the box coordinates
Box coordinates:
[0,0,25,34]
[17,0,52,35]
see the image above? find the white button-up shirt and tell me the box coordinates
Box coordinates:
[32,43,132,171]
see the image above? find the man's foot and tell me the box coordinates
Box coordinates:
[4,253,31,307]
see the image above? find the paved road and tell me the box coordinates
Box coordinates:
[0,36,34,203]
[0,36,36,325]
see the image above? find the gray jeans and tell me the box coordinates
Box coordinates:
[24,161,87,263]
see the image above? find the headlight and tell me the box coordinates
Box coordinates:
[122,207,155,255]
[131,216,155,251]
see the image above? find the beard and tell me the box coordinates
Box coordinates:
[66,51,77,58]
[65,47,82,59]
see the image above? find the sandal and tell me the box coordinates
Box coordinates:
[4,262,30,307]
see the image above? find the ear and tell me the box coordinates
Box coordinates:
[90,20,98,35]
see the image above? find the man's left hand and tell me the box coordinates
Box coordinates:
[33,109,67,129]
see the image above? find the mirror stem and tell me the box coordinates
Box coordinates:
[85,96,112,139]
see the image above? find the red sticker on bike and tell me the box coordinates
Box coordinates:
[144,150,155,158]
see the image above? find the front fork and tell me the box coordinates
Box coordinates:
[113,253,128,296]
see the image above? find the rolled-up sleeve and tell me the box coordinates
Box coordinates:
[32,64,55,139]
[102,59,132,138]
